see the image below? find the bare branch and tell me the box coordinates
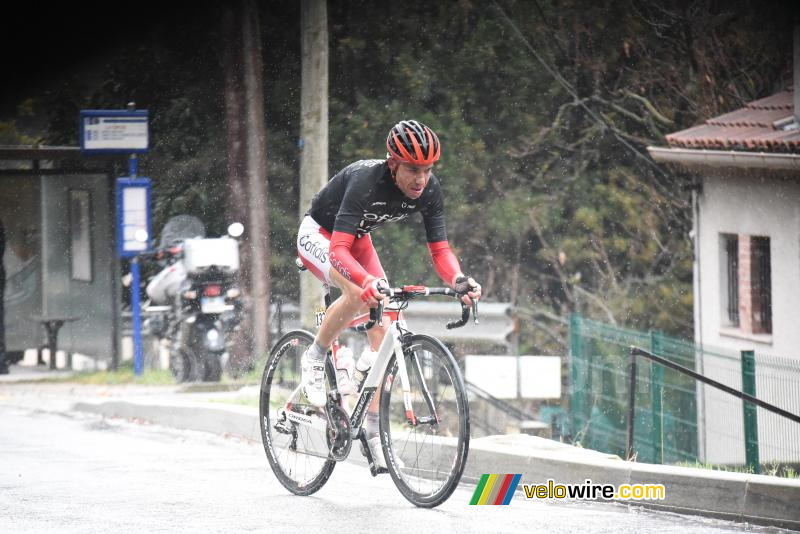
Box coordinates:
[572,284,618,325]
[621,89,675,125]
[528,209,575,304]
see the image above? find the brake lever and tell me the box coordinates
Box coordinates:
[472,299,479,324]
[376,299,385,327]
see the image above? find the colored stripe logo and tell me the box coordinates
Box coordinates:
[469,474,522,505]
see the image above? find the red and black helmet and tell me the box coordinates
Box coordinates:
[386,120,441,165]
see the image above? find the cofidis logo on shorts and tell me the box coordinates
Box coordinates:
[469,474,522,505]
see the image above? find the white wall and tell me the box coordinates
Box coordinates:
[696,171,800,464]
[697,173,800,356]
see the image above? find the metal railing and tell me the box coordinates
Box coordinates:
[569,313,800,471]
[627,346,800,473]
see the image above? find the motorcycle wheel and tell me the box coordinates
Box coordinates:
[203,353,222,382]
[170,347,199,383]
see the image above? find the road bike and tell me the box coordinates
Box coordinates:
[259,277,476,508]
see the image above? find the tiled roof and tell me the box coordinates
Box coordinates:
[665,89,800,152]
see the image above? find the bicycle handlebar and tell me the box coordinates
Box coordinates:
[353,303,385,333]
[353,285,479,332]
[446,302,472,330]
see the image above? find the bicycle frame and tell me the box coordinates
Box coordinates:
[274,309,426,454]
[344,314,419,434]
[274,279,474,460]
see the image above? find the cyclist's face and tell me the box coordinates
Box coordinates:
[391,161,433,199]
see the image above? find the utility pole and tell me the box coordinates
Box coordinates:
[299,0,329,328]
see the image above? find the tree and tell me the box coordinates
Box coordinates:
[222,0,272,373]
[9,0,790,359]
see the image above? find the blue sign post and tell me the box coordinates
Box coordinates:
[82,103,151,375]
[117,177,151,375]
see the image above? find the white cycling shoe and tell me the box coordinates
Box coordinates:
[301,349,327,408]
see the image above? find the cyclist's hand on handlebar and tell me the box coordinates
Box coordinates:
[360,276,388,308]
[453,275,482,306]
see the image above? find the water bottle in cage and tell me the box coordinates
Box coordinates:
[335,345,356,395]
[354,347,378,390]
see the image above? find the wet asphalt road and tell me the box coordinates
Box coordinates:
[0,404,789,534]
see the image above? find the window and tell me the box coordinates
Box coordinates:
[720,234,772,336]
[750,236,771,334]
[721,234,739,327]
[69,189,93,282]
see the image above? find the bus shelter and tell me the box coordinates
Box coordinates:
[0,146,120,369]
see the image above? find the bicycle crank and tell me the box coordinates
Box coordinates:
[325,404,352,461]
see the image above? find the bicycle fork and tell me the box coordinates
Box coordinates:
[363,322,438,428]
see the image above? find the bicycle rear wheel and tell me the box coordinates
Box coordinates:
[259,330,335,495]
[378,334,470,507]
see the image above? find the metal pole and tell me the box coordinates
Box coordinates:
[649,331,664,463]
[741,350,760,474]
[131,258,143,375]
[626,349,637,460]
[128,101,143,376]
[650,363,664,463]
[568,313,584,435]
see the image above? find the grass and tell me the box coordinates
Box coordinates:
[675,460,799,479]
[26,361,176,386]
[231,363,265,386]
[25,355,269,388]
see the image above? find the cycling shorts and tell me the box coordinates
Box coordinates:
[296,216,386,287]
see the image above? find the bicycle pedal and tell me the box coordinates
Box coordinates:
[369,466,389,477]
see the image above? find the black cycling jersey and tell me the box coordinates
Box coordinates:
[308,159,448,242]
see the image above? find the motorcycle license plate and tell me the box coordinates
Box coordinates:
[200,296,229,314]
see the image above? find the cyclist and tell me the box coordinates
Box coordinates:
[296,119,481,465]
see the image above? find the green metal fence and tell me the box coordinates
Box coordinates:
[568,313,800,470]
[569,314,698,464]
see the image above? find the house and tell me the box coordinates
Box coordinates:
[646,31,800,465]
[651,88,799,356]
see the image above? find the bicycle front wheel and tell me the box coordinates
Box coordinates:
[259,330,335,495]
[379,334,470,507]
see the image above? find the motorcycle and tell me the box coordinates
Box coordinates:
[142,215,243,382]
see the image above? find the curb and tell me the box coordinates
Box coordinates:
[74,398,800,530]
[467,434,800,529]
[74,399,262,441]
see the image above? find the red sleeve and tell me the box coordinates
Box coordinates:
[330,231,372,287]
[427,241,462,286]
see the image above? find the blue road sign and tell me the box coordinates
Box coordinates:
[80,109,149,154]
